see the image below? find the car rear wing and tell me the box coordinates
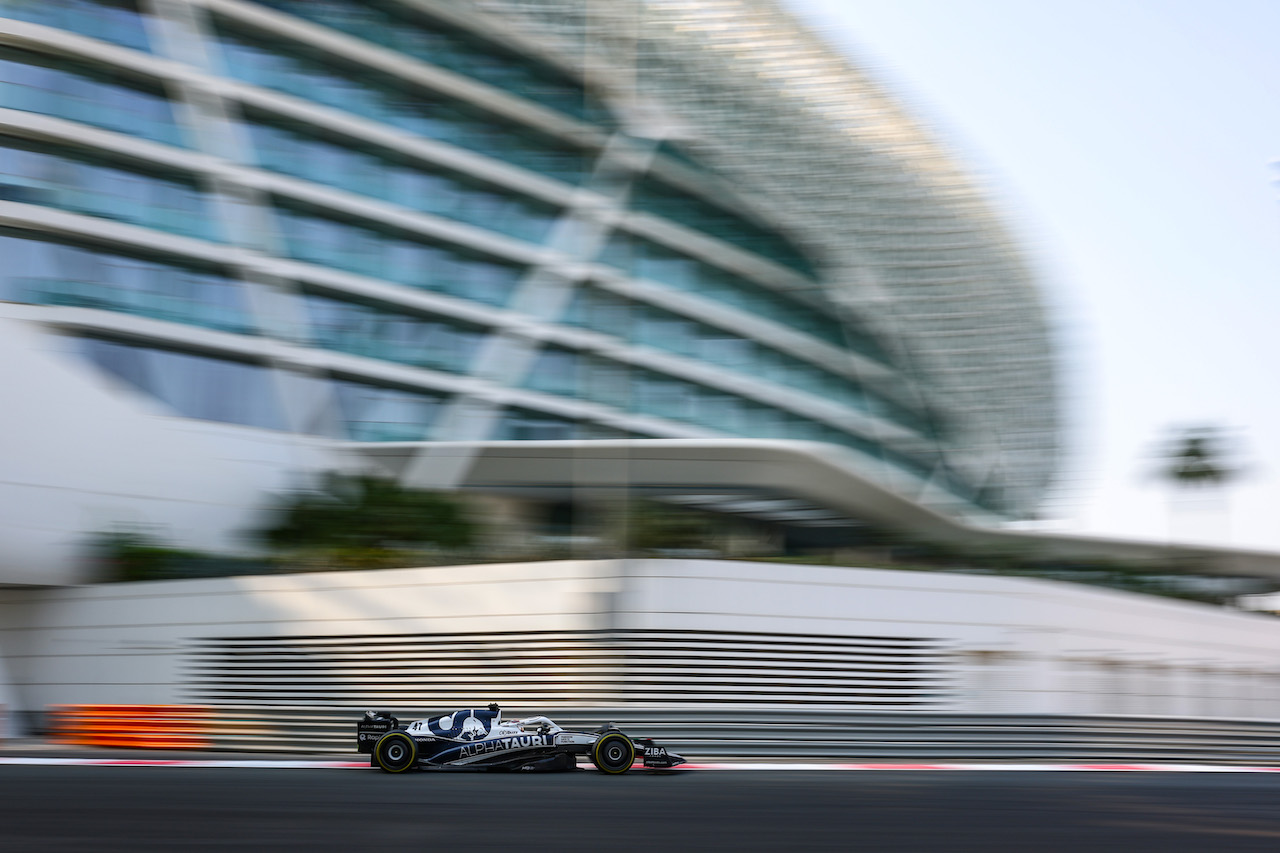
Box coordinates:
[356,710,400,754]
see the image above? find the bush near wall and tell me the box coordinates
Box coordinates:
[258,475,476,553]
[91,532,270,583]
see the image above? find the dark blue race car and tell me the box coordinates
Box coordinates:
[357,705,686,774]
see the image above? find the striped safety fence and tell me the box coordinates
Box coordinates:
[47,705,213,750]
[33,706,1280,766]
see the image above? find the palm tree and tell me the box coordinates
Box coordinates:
[1160,426,1235,486]
[1152,425,1243,544]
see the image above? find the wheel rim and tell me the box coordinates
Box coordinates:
[596,734,632,772]
[379,734,415,772]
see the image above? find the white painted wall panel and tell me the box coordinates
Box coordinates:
[0,311,341,584]
[3,559,1280,721]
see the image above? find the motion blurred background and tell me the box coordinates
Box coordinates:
[0,0,1277,757]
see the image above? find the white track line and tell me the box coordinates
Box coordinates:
[0,758,368,768]
[677,763,1280,773]
[3,757,1280,772]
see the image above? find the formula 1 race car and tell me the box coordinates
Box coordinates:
[356,705,686,774]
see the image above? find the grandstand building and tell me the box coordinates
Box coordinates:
[0,0,1060,585]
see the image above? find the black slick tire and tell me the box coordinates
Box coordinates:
[375,731,418,773]
[591,732,634,774]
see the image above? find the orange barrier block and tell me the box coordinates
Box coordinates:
[48,704,213,750]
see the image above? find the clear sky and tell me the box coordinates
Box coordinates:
[783,0,1280,553]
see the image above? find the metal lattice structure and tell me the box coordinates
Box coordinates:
[470,0,1061,515]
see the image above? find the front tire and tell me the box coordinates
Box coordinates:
[591,732,635,774]
[375,731,418,773]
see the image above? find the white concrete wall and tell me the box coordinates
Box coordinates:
[4,559,1280,721]
[619,560,1280,716]
[0,560,618,709]
[0,310,342,585]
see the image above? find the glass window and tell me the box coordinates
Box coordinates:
[77,335,150,389]
[563,286,630,339]
[0,47,182,146]
[580,357,629,409]
[77,338,284,430]
[303,292,484,374]
[696,333,754,371]
[248,0,612,126]
[630,175,817,278]
[334,380,441,441]
[524,348,579,397]
[241,116,561,244]
[693,391,745,435]
[0,229,253,333]
[275,204,525,308]
[0,0,152,53]
[0,136,219,240]
[494,407,577,441]
[455,258,521,306]
[599,232,891,363]
[216,25,592,185]
[632,371,691,421]
[383,241,439,289]
[560,285,879,427]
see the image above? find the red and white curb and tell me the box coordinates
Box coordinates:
[4,757,1280,772]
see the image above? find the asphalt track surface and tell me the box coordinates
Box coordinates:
[5,764,1280,852]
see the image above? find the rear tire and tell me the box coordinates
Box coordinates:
[375,731,418,773]
[591,732,634,774]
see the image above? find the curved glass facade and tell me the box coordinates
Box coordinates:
[273,203,527,305]
[214,22,592,184]
[250,0,611,125]
[596,232,884,360]
[0,231,253,334]
[629,174,816,278]
[244,116,560,243]
[0,0,1059,520]
[0,47,184,147]
[303,291,486,375]
[0,0,152,53]
[0,136,220,241]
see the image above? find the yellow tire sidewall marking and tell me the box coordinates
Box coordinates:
[377,732,417,773]
[594,733,634,774]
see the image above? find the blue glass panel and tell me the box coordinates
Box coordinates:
[0,48,183,146]
[243,117,559,244]
[275,204,524,308]
[0,137,220,241]
[0,0,151,53]
[524,347,580,397]
[304,292,484,374]
[216,26,590,184]
[516,334,955,492]
[561,286,631,338]
[599,233,894,364]
[630,175,817,278]
[333,379,441,441]
[249,0,611,126]
[0,231,254,334]
[562,286,876,422]
[78,338,284,430]
[494,407,577,440]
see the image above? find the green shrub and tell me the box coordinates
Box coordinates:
[258,474,476,553]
